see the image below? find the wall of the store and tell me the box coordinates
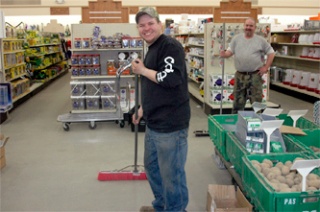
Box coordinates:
[0,0,318,15]
[0,0,318,31]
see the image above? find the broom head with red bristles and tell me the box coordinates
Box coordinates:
[97,170,147,181]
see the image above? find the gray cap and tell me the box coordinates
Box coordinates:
[135,7,160,24]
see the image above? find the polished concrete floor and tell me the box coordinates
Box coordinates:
[0,72,316,211]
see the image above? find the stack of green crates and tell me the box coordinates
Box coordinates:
[277,114,319,129]
[226,131,308,176]
[208,114,238,161]
[284,129,320,158]
[242,153,320,212]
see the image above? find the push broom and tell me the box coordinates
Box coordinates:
[97,57,147,181]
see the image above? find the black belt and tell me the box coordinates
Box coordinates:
[237,70,259,75]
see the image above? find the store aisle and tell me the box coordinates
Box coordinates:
[0,72,316,211]
[0,72,231,211]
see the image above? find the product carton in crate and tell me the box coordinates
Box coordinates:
[235,111,286,154]
[0,134,9,170]
[206,184,252,212]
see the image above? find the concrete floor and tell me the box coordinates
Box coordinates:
[0,72,316,211]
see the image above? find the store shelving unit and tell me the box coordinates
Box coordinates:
[270,30,320,100]
[203,22,279,114]
[57,23,143,131]
[0,38,29,102]
[0,31,68,109]
[174,23,279,114]
[175,32,205,104]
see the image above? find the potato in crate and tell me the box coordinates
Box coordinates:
[242,153,320,212]
[284,129,320,158]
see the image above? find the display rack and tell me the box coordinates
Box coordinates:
[174,32,205,104]
[57,23,143,131]
[270,30,320,101]
[0,27,68,111]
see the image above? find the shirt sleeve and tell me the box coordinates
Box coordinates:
[155,41,185,88]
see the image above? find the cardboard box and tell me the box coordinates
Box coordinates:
[206,184,252,212]
[0,133,9,170]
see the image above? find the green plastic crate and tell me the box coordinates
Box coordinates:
[242,153,320,212]
[208,114,238,161]
[226,131,309,177]
[277,114,319,129]
[285,129,320,158]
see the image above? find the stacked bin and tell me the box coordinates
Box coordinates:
[284,129,320,158]
[208,114,238,161]
[242,153,320,212]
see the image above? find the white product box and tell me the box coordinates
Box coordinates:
[262,88,267,102]
[262,73,268,88]
[209,89,225,105]
[225,74,235,89]
[120,88,127,111]
[129,88,135,110]
[209,74,225,89]
[223,89,234,105]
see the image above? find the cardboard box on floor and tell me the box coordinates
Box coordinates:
[207,184,252,212]
[0,133,9,169]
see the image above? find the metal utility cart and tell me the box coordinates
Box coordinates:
[57,72,126,131]
[57,23,143,131]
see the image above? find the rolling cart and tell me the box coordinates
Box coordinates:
[57,61,132,131]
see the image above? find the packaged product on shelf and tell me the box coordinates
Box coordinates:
[85,81,100,96]
[92,65,101,75]
[71,96,85,110]
[91,54,100,65]
[101,95,116,110]
[71,66,79,76]
[82,38,91,49]
[100,81,116,95]
[122,37,130,48]
[74,38,82,49]
[107,60,116,75]
[78,55,86,66]
[71,55,79,66]
[85,55,92,66]
[70,81,85,96]
[85,96,100,110]
[79,67,86,76]
[86,67,93,76]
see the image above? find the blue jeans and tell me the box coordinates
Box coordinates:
[144,126,189,211]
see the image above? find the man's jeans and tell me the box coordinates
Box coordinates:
[144,126,189,211]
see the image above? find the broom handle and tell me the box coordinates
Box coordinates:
[133,73,139,173]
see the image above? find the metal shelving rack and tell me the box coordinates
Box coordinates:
[57,23,143,131]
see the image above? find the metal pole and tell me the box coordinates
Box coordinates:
[133,74,139,173]
[220,23,226,115]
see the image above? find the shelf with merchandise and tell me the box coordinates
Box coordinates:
[57,23,144,130]
[270,30,320,99]
[174,32,205,104]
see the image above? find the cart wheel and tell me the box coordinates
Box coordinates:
[120,121,125,128]
[115,120,119,124]
[63,123,70,131]
[89,121,96,129]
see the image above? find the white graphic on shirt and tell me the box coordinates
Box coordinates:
[157,56,174,82]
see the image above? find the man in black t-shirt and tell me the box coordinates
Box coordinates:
[131,7,190,212]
